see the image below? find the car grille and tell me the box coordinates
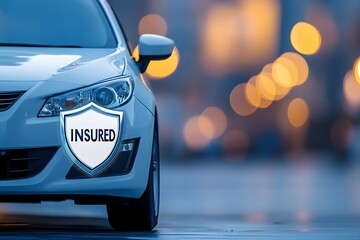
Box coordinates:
[0,92,25,111]
[0,147,58,180]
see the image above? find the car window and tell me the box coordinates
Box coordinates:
[0,0,118,48]
[107,0,133,55]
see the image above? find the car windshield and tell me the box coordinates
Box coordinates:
[0,0,117,48]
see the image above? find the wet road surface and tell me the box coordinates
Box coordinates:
[0,155,360,239]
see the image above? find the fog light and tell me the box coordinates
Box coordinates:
[120,143,134,152]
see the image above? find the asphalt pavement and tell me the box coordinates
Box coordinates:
[0,154,360,239]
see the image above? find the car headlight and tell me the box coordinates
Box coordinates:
[39,77,133,117]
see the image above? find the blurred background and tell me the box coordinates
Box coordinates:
[109,0,360,162]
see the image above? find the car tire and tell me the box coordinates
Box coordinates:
[106,119,160,231]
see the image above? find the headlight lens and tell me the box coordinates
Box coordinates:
[39,77,133,117]
[94,87,115,106]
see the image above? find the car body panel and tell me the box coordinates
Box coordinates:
[0,97,154,199]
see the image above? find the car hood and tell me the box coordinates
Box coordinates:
[0,47,126,92]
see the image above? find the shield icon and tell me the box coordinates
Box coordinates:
[60,103,124,175]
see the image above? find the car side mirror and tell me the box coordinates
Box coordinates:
[136,34,175,73]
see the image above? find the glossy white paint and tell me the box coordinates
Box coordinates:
[139,34,175,57]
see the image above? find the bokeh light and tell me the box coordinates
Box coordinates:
[290,22,321,55]
[133,46,180,79]
[255,73,276,101]
[183,116,210,149]
[245,79,261,108]
[201,4,237,75]
[198,115,215,139]
[282,52,309,86]
[138,14,168,36]
[343,70,360,108]
[201,0,280,75]
[261,64,273,74]
[272,56,298,88]
[199,107,227,139]
[261,64,291,100]
[354,57,360,83]
[272,52,309,88]
[246,76,272,109]
[230,83,257,116]
[287,98,310,128]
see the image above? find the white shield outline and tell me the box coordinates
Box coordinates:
[60,103,124,176]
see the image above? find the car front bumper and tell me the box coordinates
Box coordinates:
[0,95,154,200]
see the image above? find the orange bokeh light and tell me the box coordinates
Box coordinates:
[282,52,309,86]
[199,107,227,139]
[138,14,168,36]
[183,116,211,149]
[246,76,272,109]
[343,70,360,108]
[272,56,299,88]
[230,83,257,116]
[255,73,276,101]
[261,64,291,100]
[290,22,321,55]
[198,115,216,139]
[201,0,280,74]
[354,57,360,83]
[287,98,309,128]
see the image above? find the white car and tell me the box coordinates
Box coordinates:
[0,0,174,231]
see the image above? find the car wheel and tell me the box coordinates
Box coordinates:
[107,120,160,231]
